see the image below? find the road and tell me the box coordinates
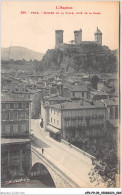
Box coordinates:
[31,119,105,188]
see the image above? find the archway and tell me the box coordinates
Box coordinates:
[29,162,56,188]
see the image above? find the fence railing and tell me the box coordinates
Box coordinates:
[61,139,95,160]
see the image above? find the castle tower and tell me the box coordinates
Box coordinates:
[55,30,64,48]
[74,29,82,45]
[94,27,102,45]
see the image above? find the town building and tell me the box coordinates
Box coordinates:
[41,95,71,131]
[1,93,31,138]
[70,84,90,100]
[1,139,31,183]
[1,93,32,182]
[46,101,107,142]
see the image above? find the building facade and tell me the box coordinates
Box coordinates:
[47,101,107,141]
[1,94,31,138]
[1,93,32,182]
[1,139,31,182]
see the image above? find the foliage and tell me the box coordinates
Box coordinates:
[90,75,100,89]
[40,45,118,73]
[89,139,119,187]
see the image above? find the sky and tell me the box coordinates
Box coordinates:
[1,1,119,53]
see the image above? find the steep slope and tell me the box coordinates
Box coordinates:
[41,43,118,73]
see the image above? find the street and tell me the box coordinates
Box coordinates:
[31,119,105,188]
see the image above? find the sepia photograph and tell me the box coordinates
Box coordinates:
[1,0,120,193]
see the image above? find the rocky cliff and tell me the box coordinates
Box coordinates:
[41,43,118,73]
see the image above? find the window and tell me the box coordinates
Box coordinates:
[26,103,29,109]
[51,118,52,123]
[13,124,18,134]
[2,104,6,110]
[72,92,75,96]
[115,106,118,119]
[14,112,18,120]
[18,113,21,120]
[6,104,9,110]
[2,113,5,120]
[10,103,14,109]
[22,112,26,119]
[4,124,10,134]
[82,92,84,97]
[6,113,10,120]
[54,110,55,115]
[26,113,29,119]
[22,149,26,155]
[18,103,22,109]
[54,119,55,124]
[10,113,14,120]
[57,120,59,126]
[21,123,26,132]
[22,103,26,109]
[110,107,114,119]
[14,103,18,109]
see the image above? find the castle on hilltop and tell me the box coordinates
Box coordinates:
[55,27,102,48]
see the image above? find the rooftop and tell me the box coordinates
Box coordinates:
[94,27,102,34]
[48,96,70,101]
[49,101,105,110]
[70,85,88,92]
[1,93,31,102]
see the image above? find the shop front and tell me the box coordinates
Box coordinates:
[46,125,61,142]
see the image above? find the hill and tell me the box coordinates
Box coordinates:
[40,43,118,73]
[1,46,44,61]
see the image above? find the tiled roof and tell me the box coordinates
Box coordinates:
[70,85,88,92]
[48,96,70,101]
[1,93,31,102]
[49,101,105,110]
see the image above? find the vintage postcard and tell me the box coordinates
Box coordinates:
[1,0,121,194]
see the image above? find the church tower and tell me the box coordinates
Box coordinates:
[94,27,102,45]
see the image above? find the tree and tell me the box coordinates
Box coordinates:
[89,139,119,187]
[90,75,100,89]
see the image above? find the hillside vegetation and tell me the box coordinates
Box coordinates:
[40,43,118,73]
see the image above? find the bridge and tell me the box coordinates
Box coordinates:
[30,119,104,188]
[31,146,78,188]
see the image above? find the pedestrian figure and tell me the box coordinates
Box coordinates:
[42,148,44,154]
